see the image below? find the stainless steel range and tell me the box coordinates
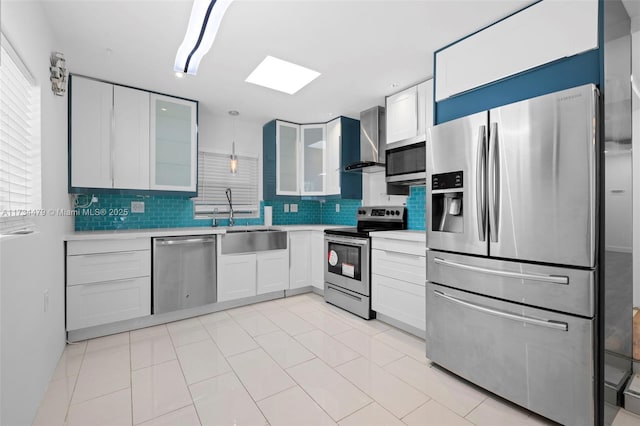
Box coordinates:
[324,206,406,319]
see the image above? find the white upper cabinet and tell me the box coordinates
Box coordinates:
[113,85,150,190]
[70,75,197,193]
[325,118,341,196]
[149,94,197,192]
[300,124,326,195]
[387,85,418,144]
[434,0,598,101]
[71,77,150,190]
[386,80,433,146]
[70,76,113,189]
[276,120,340,196]
[276,121,300,195]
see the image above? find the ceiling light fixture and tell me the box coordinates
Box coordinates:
[245,56,321,95]
[174,0,234,75]
[229,110,239,175]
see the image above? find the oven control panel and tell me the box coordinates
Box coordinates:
[357,206,406,218]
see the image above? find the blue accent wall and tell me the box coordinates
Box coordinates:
[406,186,426,230]
[433,1,603,125]
[435,50,601,124]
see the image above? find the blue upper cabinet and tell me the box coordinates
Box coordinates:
[263,117,361,200]
[434,0,601,124]
[339,117,362,200]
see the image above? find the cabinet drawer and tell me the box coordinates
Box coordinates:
[66,276,151,330]
[372,248,425,285]
[371,238,424,256]
[372,274,425,331]
[67,250,150,286]
[67,238,150,255]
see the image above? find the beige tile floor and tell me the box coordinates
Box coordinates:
[34,293,640,426]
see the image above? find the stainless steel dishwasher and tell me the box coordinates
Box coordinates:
[153,235,216,314]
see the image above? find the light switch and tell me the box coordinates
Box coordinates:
[335,203,340,213]
[131,201,145,213]
[290,203,298,213]
[284,204,289,213]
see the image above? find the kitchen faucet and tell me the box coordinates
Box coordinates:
[225,188,234,226]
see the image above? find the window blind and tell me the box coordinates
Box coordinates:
[193,151,259,218]
[0,34,41,234]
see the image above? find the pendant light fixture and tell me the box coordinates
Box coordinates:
[174,0,235,76]
[229,110,239,175]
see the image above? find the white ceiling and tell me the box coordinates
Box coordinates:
[41,0,534,124]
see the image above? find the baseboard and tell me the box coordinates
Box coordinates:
[285,286,314,297]
[67,291,285,342]
[376,312,426,339]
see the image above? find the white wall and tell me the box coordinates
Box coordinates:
[604,148,633,252]
[0,2,72,425]
[362,173,407,206]
[197,105,265,201]
[632,17,640,307]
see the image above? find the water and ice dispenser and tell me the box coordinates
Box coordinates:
[431,171,463,233]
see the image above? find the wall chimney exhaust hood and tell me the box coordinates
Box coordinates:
[344,106,386,173]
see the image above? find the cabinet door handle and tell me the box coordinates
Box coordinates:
[75,250,143,258]
[434,290,568,331]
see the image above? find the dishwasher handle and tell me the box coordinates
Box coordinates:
[155,237,216,246]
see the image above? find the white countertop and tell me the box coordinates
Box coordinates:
[66,224,349,241]
[369,230,426,242]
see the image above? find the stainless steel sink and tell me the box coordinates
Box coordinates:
[221,229,287,254]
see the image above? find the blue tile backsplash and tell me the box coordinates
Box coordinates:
[406,186,426,230]
[74,188,425,231]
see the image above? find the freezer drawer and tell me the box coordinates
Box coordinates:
[427,251,595,317]
[426,282,594,426]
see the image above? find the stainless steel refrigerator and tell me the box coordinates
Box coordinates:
[425,84,599,426]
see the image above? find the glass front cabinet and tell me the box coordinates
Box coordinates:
[149,94,198,192]
[263,117,361,200]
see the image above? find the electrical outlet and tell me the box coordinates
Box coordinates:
[335,203,340,213]
[290,203,298,213]
[43,289,49,313]
[131,201,145,213]
[284,204,289,213]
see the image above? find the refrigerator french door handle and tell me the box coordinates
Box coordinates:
[488,122,499,242]
[476,125,487,242]
[433,257,569,284]
[433,290,568,331]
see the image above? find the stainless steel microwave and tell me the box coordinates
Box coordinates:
[385,141,426,184]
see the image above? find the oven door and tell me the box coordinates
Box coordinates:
[324,234,370,296]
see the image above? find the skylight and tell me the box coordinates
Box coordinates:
[245,56,320,95]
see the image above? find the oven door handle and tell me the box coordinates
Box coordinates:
[325,236,368,246]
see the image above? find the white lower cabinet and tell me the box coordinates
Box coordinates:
[311,231,325,290]
[66,238,151,331]
[289,231,311,289]
[371,236,426,332]
[218,249,290,301]
[218,253,257,302]
[257,250,289,294]
[67,277,151,330]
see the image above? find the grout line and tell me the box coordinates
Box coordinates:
[129,331,133,426]
[334,400,377,423]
